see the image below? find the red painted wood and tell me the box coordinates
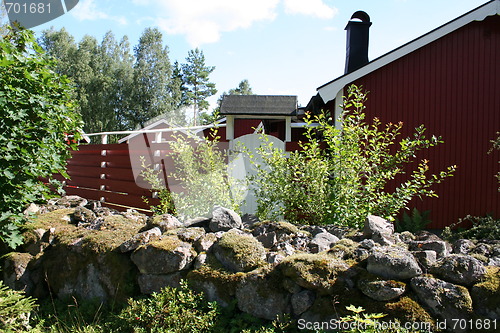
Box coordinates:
[347,15,500,228]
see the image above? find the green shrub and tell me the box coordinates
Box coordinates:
[142,130,244,219]
[442,214,500,241]
[0,280,37,332]
[0,26,83,247]
[395,208,431,233]
[251,85,455,228]
[110,280,219,332]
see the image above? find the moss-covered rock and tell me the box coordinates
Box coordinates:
[279,253,351,295]
[187,253,247,306]
[213,230,267,272]
[384,295,435,329]
[471,266,500,319]
[411,276,473,331]
[235,270,291,320]
[1,252,34,292]
[131,235,197,274]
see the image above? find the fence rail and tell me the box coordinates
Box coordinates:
[58,143,166,214]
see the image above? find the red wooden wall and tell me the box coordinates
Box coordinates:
[340,15,500,228]
[56,143,163,214]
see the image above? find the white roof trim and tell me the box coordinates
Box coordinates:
[317,0,500,103]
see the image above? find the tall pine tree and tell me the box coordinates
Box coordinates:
[182,48,217,126]
[130,28,172,128]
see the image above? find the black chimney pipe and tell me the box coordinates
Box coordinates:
[344,11,371,74]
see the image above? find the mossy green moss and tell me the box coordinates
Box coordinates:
[216,231,266,272]
[384,295,435,327]
[326,239,359,261]
[279,253,350,294]
[471,266,500,318]
[187,253,247,305]
[148,235,183,252]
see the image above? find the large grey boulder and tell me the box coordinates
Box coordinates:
[209,206,243,232]
[432,254,486,286]
[212,230,266,272]
[131,236,196,274]
[367,246,422,280]
[411,276,473,332]
[363,215,394,245]
[235,273,290,321]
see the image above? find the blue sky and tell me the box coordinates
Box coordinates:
[17,0,491,108]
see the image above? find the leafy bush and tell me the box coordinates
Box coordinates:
[110,280,219,333]
[0,280,37,332]
[141,130,244,219]
[251,85,455,228]
[0,26,82,247]
[395,208,431,233]
[442,214,500,241]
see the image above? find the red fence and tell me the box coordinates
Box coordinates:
[56,143,168,214]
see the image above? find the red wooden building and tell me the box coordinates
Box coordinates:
[312,1,500,228]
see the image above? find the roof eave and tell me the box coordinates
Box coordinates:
[317,0,500,103]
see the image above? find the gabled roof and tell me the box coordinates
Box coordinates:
[317,0,500,103]
[118,118,176,143]
[220,95,298,116]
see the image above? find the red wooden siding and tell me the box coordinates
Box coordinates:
[344,15,500,228]
[58,143,163,213]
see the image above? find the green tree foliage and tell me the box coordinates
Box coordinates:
[204,79,254,125]
[130,27,174,128]
[0,27,82,247]
[251,85,456,228]
[182,48,217,125]
[490,131,500,190]
[38,28,135,133]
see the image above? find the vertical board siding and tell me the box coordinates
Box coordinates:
[352,15,500,228]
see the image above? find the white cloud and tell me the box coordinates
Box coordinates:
[283,0,337,19]
[151,0,279,46]
[72,0,127,25]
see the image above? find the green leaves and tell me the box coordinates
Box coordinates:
[251,85,455,228]
[0,27,82,248]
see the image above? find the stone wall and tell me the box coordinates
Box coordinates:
[3,196,500,332]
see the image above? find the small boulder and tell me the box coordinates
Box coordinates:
[120,227,162,253]
[470,266,500,319]
[363,215,394,245]
[409,240,450,258]
[236,273,290,321]
[411,276,473,332]
[412,250,437,269]
[291,289,316,315]
[367,246,422,280]
[209,206,243,232]
[131,236,196,274]
[358,276,406,301]
[174,227,206,243]
[432,254,486,286]
[279,253,351,294]
[213,230,266,272]
[309,232,339,253]
[149,214,182,232]
[194,233,218,252]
